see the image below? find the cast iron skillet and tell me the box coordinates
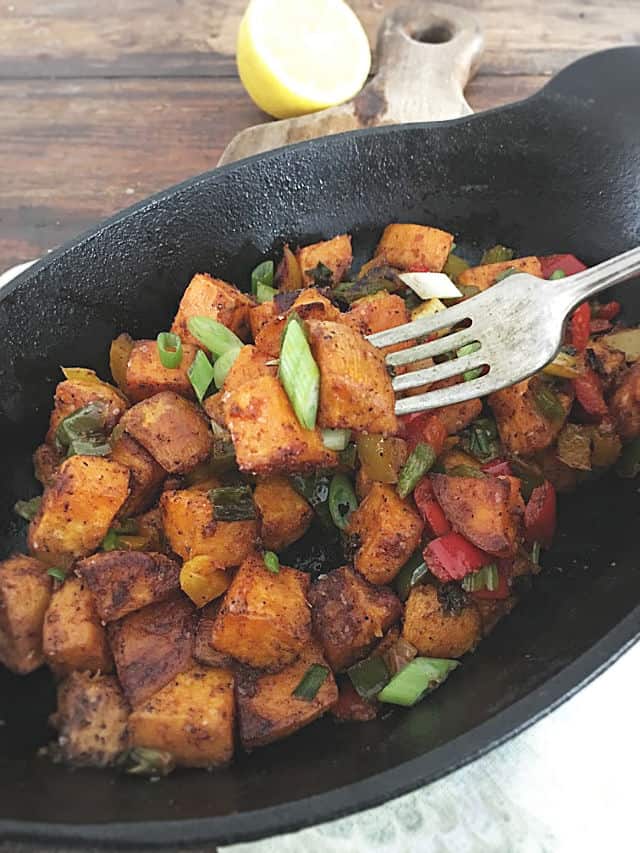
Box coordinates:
[1,46,640,848]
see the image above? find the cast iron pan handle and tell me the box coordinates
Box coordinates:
[218,2,484,165]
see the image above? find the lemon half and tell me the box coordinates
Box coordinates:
[237,0,372,119]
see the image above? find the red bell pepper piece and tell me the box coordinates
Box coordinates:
[540,253,587,278]
[524,481,556,548]
[423,532,489,582]
[573,367,608,418]
[481,458,512,477]
[471,560,511,600]
[406,265,430,272]
[569,302,591,351]
[589,318,612,334]
[595,300,621,320]
[400,412,448,454]
[414,478,451,537]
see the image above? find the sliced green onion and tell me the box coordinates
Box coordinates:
[461,563,498,592]
[251,260,274,295]
[256,282,277,303]
[328,473,358,530]
[14,496,42,522]
[397,442,436,499]
[494,267,520,282]
[123,747,175,777]
[532,383,566,423]
[549,269,566,280]
[347,655,390,699]
[47,567,67,582]
[448,464,486,479]
[213,346,241,390]
[263,550,280,574]
[209,485,256,521]
[278,312,319,430]
[321,428,352,451]
[55,401,109,457]
[456,341,482,381]
[188,350,215,402]
[481,244,515,265]
[102,529,120,551]
[292,664,330,700]
[395,551,429,601]
[531,541,541,565]
[156,332,183,369]
[377,657,459,707]
[616,436,640,479]
[187,316,243,358]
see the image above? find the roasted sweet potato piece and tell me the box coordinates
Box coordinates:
[610,362,640,440]
[275,244,303,292]
[125,339,198,403]
[347,482,423,585]
[458,256,542,291]
[430,377,483,434]
[76,550,180,622]
[402,584,481,658]
[119,391,213,474]
[193,602,233,668]
[249,301,277,341]
[43,577,112,674]
[254,289,341,357]
[345,292,412,357]
[210,554,311,671]
[33,443,61,487]
[431,473,524,557]
[202,390,228,427]
[109,433,166,517]
[108,593,196,706]
[308,566,402,671]
[489,378,572,456]
[28,455,130,567]
[51,672,129,767]
[236,642,337,749]
[0,555,51,674]
[307,320,399,435]
[160,488,259,564]
[45,372,128,445]
[297,234,352,286]
[171,273,253,344]
[253,476,313,551]
[223,375,338,474]
[374,223,453,272]
[586,340,626,392]
[222,344,277,393]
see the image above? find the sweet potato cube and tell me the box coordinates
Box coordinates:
[222,344,277,394]
[125,339,198,403]
[309,566,402,671]
[223,374,338,474]
[458,256,542,291]
[236,642,337,749]
[108,593,196,706]
[46,372,128,445]
[431,473,524,557]
[76,550,181,622]
[43,577,112,674]
[193,602,233,668]
[52,672,129,767]
[297,234,352,286]
[254,289,340,357]
[307,319,398,435]
[375,223,453,272]
[28,455,130,567]
[171,273,254,345]
[345,291,408,334]
[347,482,423,585]
[160,488,259,564]
[128,665,234,767]
[402,584,481,658]
[210,554,311,671]
[249,301,277,341]
[33,443,61,487]
[109,433,165,516]
[253,476,314,551]
[0,555,51,674]
[119,391,213,474]
[489,378,572,456]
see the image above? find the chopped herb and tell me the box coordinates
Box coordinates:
[332,266,403,304]
[209,485,256,521]
[377,657,459,706]
[347,655,390,699]
[263,551,280,574]
[461,417,500,462]
[47,567,67,582]
[156,332,183,369]
[188,350,215,403]
[306,262,333,288]
[292,664,330,700]
[251,260,274,295]
[395,551,429,601]
[14,496,41,522]
[328,473,358,530]
[397,443,437,499]
[532,383,566,423]
[437,582,469,615]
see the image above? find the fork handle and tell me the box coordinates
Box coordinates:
[561,245,640,310]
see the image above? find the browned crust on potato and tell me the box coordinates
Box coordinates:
[0,554,51,674]
[402,584,481,658]
[297,234,352,286]
[109,433,166,517]
[171,273,254,345]
[125,339,198,403]
[374,224,453,273]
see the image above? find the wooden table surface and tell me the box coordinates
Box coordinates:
[1,0,639,272]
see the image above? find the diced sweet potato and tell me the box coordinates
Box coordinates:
[402,584,481,658]
[222,344,277,394]
[46,373,128,445]
[210,554,311,671]
[193,602,234,668]
[28,455,130,567]
[125,339,198,403]
[253,476,313,551]
[202,390,228,427]
[52,672,129,767]
[129,665,234,767]
[489,378,572,456]
[223,375,338,474]
[308,566,402,671]
[374,223,454,272]
[109,433,166,517]
[307,320,399,435]
[249,301,277,341]
[345,292,412,357]
[347,482,423,585]
[160,488,259,564]
[33,443,61,487]
[254,289,341,357]
[430,377,483,434]
[610,362,640,440]
[236,642,337,749]
[431,473,524,557]
[76,550,181,622]
[0,554,51,674]
[297,234,352,286]
[43,577,112,674]
[275,244,303,292]
[458,256,542,291]
[119,391,213,474]
[171,273,253,345]
[108,592,196,706]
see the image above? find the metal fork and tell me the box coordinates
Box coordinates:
[367,246,640,416]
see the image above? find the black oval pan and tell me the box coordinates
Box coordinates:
[1,46,639,848]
